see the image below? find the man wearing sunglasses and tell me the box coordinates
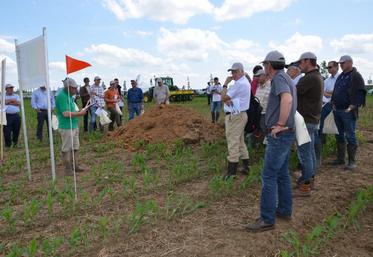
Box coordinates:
[331,55,366,170]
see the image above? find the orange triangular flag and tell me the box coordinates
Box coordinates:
[65,55,91,74]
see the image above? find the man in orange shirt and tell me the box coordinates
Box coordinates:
[104,81,121,131]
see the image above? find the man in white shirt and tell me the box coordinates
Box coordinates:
[210,77,222,123]
[315,60,340,166]
[222,62,251,179]
[286,62,302,86]
[153,78,170,105]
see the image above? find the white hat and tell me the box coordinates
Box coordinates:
[156,78,163,84]
[94,76,101,81]
[63,77,78,88]
[339,55,353,63]
[262,51,285,63]
[227,62,244,72]
[5,84,14,89]
[297,52,317,61]
[254,69,265,77]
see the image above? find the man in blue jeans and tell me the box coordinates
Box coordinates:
[127,80,143,120]
[331,55,366,170]
[293,52,323,197]
[245,50,297,232]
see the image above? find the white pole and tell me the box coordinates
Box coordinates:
[1,58,6,162]
[43,27,56,181]
[14,40,32,180]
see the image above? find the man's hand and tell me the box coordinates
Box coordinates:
[345,105,356,113]
[224,76,233,87]
[270,125,288,139]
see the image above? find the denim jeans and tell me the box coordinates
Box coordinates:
[260,131,295,225]
[333,110,357,146]
[297,123,318,183]
[128,102,141,120]
[210,101,222,113]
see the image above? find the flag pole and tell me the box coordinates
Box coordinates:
[14,39,32,181]
[43,27,56,181]
[1,58,6,163]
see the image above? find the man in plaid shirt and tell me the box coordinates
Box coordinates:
[90,76,105,132]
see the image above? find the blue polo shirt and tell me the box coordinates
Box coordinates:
[127,87,143,104]
[332,70,352,110]
[4,94,20,114]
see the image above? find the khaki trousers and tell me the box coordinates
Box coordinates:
[59,128,80,152]
[225,112,249,162]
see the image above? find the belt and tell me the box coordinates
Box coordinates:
[130,102,141,104]
[6,113,19,115]
[39,109,48,111]
[225,111,246,115]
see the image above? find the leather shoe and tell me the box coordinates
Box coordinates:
[245,218,274,232]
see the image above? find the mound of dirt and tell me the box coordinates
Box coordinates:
[112,105,224,150]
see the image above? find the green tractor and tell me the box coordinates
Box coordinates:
[143,77,194,103]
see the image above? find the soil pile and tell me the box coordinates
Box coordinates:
[112,105,224,150]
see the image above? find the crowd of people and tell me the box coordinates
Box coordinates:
[2,50,367,233]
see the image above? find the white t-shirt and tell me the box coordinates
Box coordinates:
[211,84,222,102]
[292,74,302,86]
[323,73,340,104]
[224,76,251,113]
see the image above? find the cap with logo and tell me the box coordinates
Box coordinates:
[262,51,286,63]
[227,62,244,72]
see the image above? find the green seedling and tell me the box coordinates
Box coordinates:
[97,216,110,240]
[164,194,205,220]
[128,200,158,234]
[41,237,63,256]
[6,245,24,257]
[1,205,17,232]
[68,227,82,248]
[208,175,234,199]
[45,192,54,218]
[22,199,41,226]
[24,239,38,257]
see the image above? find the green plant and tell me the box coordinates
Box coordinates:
[41,237,63,256]
[6,245,24,257]
[131,153,146,172]
[208,175,234,199]
[22,199,41,226]
[1,205,17,232]
[24,239,38,257]
[239,160,263,190]
[45,192,54,218]
[164,194,205,220]
[97,216,110,240]
[68,227,82,248]
[128,200,158,234]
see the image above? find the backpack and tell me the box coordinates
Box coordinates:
[245,93,263,134]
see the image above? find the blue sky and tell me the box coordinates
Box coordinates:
[1,0,373,89]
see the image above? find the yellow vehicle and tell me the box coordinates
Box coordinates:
[143,77,193,103]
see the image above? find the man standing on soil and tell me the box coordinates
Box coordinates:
[79,77,91,132]
[293,52,323,197]
[55,78,87,176]
[90,76,105,132]
[221,63,251,179]
[210,77,222,123]
[331,55,366,170]
[104,81,121,131]
[246,51,297,232]
[153,78,170,105]
[3,84,21,148]
[127,79,144,120]
[31,85,55,142]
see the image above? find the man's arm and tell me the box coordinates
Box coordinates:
[31,91,37,109]
[62,110,86,118]
[221,77,233,102]
[271,92,292,138]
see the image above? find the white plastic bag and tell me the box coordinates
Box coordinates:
[323,112,339,134]
[115,103,122,116]
[52,114,58,130]
[98,109,111,126]
[294,111,311,146]
[0,108,7,126]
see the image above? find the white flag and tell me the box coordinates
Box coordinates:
[16,35,47,89]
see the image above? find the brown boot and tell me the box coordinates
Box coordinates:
[73,150,85,172]
[293,181,311,197]
[61,151,74,176]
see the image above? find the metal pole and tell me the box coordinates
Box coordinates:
[14,39,32,180]
[43,27,56,181]
[1,58,6,162]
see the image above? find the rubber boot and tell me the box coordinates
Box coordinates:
[224,162,238,180]
[345,144,357,171]
[73,150,85,172]
[331,142,345,165]
[62,151,73,176]
[215,112,220,123]
[211,112,215,123]
[239,159,250,175]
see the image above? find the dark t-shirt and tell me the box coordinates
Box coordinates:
[296,69,323,124]
[265,70,297,129]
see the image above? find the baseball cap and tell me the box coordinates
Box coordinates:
[262,51,285,63]
[5,84,14,89]
[110,80,115,85]
[227,62,244,72]
[63,77,78,88]
[297,52,317,61]
[285,61,300,69]
[94,76,101,81]
[156,78,163,84]
[254,69,265,77]
[339,55,353,63]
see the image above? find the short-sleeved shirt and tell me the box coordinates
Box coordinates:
[153,85,170,104]
[90,84,105,107]
[4,94,20,114]
[127,87,143,104]
[211,84,222,102]
[225,76,251,112]
[265,70,297,129]
[55,89,78,129]
[323,73,339,104]
[104,89,118,108]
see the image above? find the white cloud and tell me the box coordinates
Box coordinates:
[136,30,152,37]
[214,0,294,21]
[268,32,323,61]
[0,38,14,54]
[49,61,66,72]
[330,34,373,54]
[101,0,214,24]
[157,27,226,61]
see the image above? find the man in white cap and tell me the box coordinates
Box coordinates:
[330,55,366,170]
[3,84,21,148]
[293,52,323,197]
[55,78,87,176]
[286,62,302,86]
[246,50,297,232]
[254,69,271,140]
[89,76,105,132]
[221,62,251,179]
[153,78,170,105]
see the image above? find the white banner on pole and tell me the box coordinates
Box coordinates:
[16,36,47,90]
